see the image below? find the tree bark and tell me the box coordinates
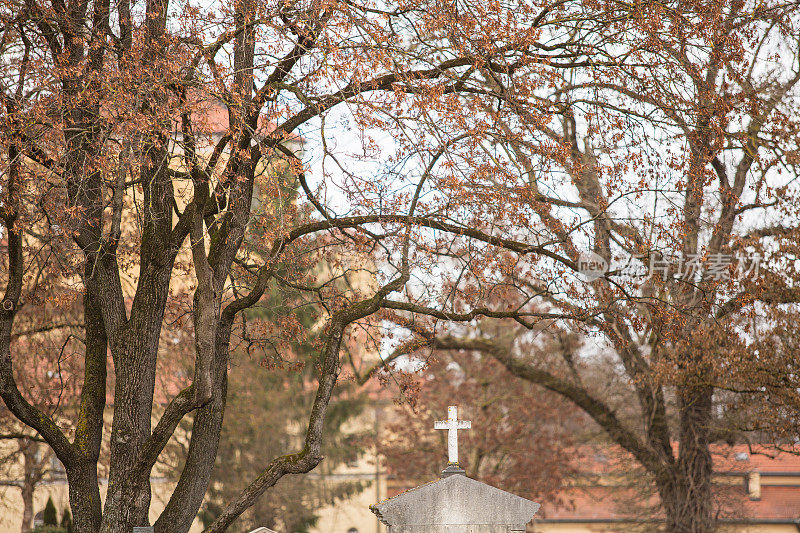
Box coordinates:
[154,326,230,533]
[20,480,34,533]
[100,176,176,531]
[660,385,714,533]
[67,459,104,533]
[19,439,37,533]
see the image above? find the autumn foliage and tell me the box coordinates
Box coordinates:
[1,0,800,531]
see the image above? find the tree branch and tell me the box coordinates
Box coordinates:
[433,335,666,475]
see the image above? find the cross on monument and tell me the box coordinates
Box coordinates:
[434,405,471,465]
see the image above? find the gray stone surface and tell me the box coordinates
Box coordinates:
[370,473,540,533]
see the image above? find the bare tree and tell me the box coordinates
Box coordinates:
[372,1,800,531]
[0,0,598,531]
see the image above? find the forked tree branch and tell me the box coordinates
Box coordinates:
[205,261,411,532]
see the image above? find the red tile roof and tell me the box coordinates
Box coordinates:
[742,486,800,521]
[536,484,800,523]
[189,98,304,146]
[535,485,657,522]
[713,444,800,473]
[535,444,800,525]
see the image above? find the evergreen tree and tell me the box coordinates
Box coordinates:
[60,508,74,533]
[195,356,369,533]
[42,497,57,526]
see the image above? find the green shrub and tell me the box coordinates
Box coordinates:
[60,508,74,533]
[42,497,58,526]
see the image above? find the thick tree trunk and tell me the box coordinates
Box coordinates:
[659,385,714,533]
[67,460,104,533]
[99,125,175,531]
[102,376,155,530]
[101,324,166,530]
[100,267,174,531]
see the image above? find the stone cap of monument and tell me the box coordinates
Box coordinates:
[370,473,540,530]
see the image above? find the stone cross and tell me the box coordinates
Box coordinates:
[372,404,539,531]
[434,405,470,464]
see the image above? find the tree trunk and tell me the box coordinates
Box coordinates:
[19,439,36,533]
[101,275,173,531]
[99,140,175,531]
[67,460,103,533]
[20,481,34,533]
[659,385,714,533]
[66,288,106,533]
[100,340,160,532]
[154,336,229,533]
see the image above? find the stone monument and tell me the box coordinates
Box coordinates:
[370,406,540,532]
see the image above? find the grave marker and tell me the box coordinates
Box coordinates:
[371,405,540,532]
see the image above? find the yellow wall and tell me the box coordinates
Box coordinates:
[309,406,387,533]
[762,475,800,486]
[0,479,203,533]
